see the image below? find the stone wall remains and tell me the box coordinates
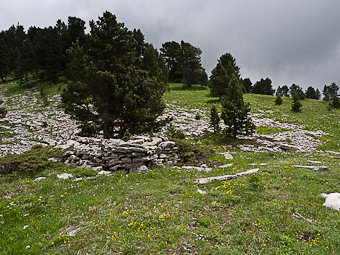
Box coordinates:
[59,136,178,172]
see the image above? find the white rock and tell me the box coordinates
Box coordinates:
[57,173,74,180]
[197,188,207,195]
[293,165,328,171]
[98,170,111,176]
[219,164,233,168]
[68,227,82,237]
[307,160,322,164]
[34,177,46,182]
[321,193,340,210]
[221,152,233,160]
[137,165,149,172]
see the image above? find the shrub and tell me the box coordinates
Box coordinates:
[248,174,264,189]
[122,129,132,142]
[170,138,213,165]
[167,124,186,139]
[0,107,7,118]
[0,145,64,174]
[70,167,97,178]
[291,90,302,112]
[195,114,201,120]
[210,104,220,133]
[275,95,283,105]
[329,96,340,109]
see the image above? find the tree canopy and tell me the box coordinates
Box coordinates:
[61,11,167,139]
[252,78,275,95]
[160,40,207,88]
[209,53,241,98]
[221,75,254,138]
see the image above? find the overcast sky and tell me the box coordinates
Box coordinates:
[1,0,340,89]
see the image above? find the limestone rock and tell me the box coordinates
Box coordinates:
[57,173,73,180]
[221,152,233,160]
[293,165,329,171]
[321,193,340,210]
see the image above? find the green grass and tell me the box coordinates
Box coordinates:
[0,82,339,254]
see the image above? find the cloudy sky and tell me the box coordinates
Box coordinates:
[1,0,340,89]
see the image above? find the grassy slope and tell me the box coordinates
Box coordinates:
[0,82,339,254]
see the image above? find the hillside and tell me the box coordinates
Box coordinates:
[0,81,339,254]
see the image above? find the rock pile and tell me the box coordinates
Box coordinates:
[0,91,78,157]
[59,136,178,172]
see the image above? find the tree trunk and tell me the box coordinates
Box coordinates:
[103,120,111,139]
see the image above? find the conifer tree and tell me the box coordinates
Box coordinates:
[291,90,302,112]
[242,78,252,93]
[210,105,220,133]
[0,38,9,83]
[275,92,283,105]
[221,76,254,138]
[305,86,317,99]
[209,53,240,98]
[62,11,167,139]
[252,78,275,95]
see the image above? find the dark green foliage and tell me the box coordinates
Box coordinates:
[170,138,213,165]
[0,107,7,118]
[323,83,339,101]
[248,174,264,189]
[329,96,340,109]
[221,76,254,138]
[252,78,275,95]
[194,114,201,120]
[160,40,206,87]
[122,130,132,142]
[0,16,86,84]
[289,84,305,100]
[275,94,283,105]
[305,86,319,99]
[70,167,97,178]
[0,38,10,82]
[210,104,220,133]
[39,85,49,106]
[160,41,181,82]
[281,85,289,97]
[316,89,321,100]
[179,41,206,88]
[291,90,302,112]
[62,11,167,139]
[166,124,185,139]
[0,145,64,174]
[209,53,241,98]
[242,78,252,93]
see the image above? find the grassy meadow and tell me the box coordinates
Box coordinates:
[0,82,339,254]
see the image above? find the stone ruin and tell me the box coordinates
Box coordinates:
[58,136,178,172]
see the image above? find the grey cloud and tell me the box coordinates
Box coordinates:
[1,0,340,89]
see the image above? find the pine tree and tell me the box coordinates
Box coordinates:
[281,85,289,97]
[316,89,321,100]
[209,53,240,98]
[289,84,305,99]
[275,93,283,105]
[242,78,252,93]
[178,41,205,88]
[305,86,317,99]
[160,40,205,87]
[210,105,220,133]
[0,38,9,83]
[62,11,167,139]
[291,90,302,112]
[160,41,181,82]
[252,78,275,95]
[221,76,254,138]
[329,96,340,109]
